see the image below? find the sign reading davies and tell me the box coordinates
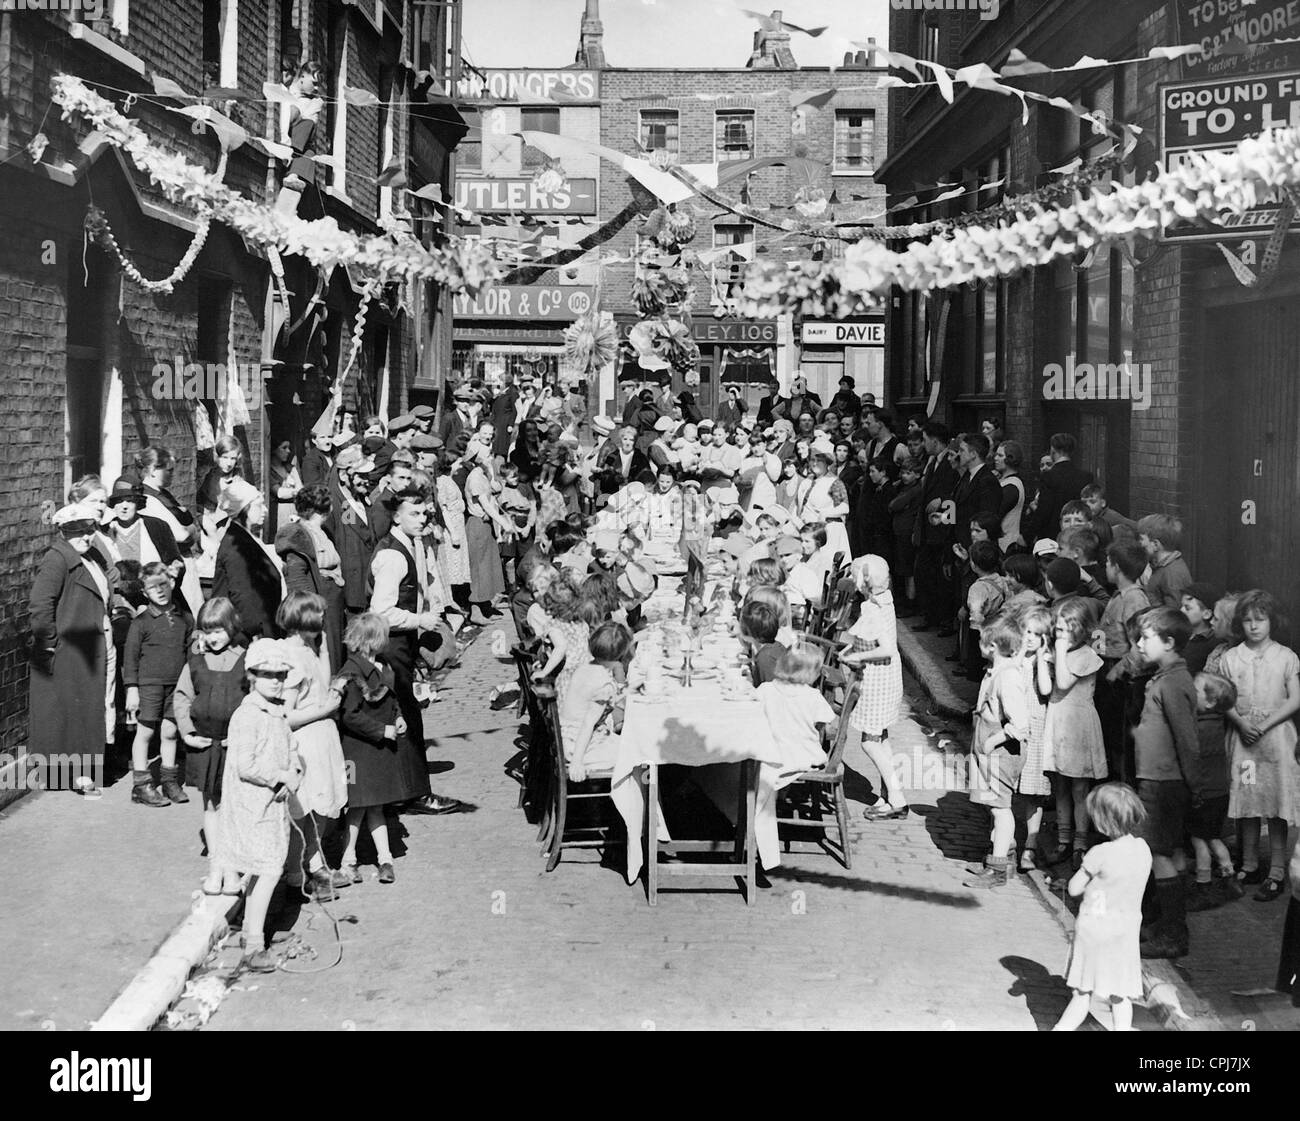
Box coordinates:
[1160,70,1300,240]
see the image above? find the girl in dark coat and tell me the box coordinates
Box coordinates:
[274,485,345,672]
[28,505,113,792]
[337,613,408,883]
[212,481,283,645]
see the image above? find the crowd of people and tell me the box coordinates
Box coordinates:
[23,365,1300,999]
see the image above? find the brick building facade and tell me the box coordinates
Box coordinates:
[879,0,1300,605]
[0,0,464,755]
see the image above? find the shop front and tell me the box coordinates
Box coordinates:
[797,317,886,407]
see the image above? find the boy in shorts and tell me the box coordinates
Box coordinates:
[1132,607,1199,958]
[1186,672,1245,909]
[124,563,193,806]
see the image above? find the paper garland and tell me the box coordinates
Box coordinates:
[53,74,503,293]
[731,124,1300,318]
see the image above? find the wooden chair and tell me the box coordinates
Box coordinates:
[791,634,840,690]
[775,664,861,869]
[538,692,620,872]
[511,641,551,825]
[817,577,857,642]
[805,552,847,637]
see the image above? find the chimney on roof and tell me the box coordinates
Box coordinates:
[748,9,798,70]
[575,0,606,69]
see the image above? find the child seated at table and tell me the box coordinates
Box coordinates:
[740,597,788,686]
[743,582,798,650]
[758,644,838,775]
[560,621,633,783]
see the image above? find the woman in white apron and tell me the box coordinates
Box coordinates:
[800,452,852,563]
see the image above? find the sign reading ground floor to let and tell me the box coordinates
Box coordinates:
[454,285,595,320]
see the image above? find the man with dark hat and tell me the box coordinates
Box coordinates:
[410,404,437,436]
[439,386,476,449]
[410,431,444,474]
[327,445,379,618]
[372,413,415,479]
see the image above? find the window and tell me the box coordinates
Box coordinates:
[201,0,237,89]
[279,0,301,74]
[327,9,349,196]
[458,108,482,170]
[712,224,753,304]
[640,110,679,156]
[715,110,755,163]
[521,108,560,169]
[713,224,753,248]
[919,20,940,63]
[833,110,874,173]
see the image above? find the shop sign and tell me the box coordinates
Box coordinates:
[455,177,597,215]
[454,285,595,320]
[1173,0,1300,79]
[1160,70,1300,239]
[455,69,600,102]
[453,325,567,344]
[801,320,885,346]
[690,320,777,344]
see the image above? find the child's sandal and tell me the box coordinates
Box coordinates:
[1254,877,1286,902]
[1018,851,1038,873]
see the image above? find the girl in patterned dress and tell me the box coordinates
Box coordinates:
[839,555,907,820]
[435,467,471,606]
[531,574,603,711]
[1013,603,1055,870]
[1044,596,1107,870]
[1220,591,1300,901]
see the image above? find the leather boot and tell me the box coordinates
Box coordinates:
[963,856,1009,890]
[160,765,189,804]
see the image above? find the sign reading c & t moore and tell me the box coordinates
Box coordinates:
[1160,70,1300,240]
[455,69,600,102]
[453,285,595,321]
[454,178,597,216]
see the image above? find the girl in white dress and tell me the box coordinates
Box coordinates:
[839,555,907,820]
[801,452,852,564]
[1054,783,1152,1031]
[1221,590,1300,901]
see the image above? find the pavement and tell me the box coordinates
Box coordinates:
[897,613,1300,1033]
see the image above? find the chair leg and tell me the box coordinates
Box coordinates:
[544,789,566,872]
[834,781,852,870]
[647,765,659,906]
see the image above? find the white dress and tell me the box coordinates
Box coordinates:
[847,593,904,736]
[436,474,471,588]
[281,640,348,820]
[1221,641,1300,825]
[801,474,852,563]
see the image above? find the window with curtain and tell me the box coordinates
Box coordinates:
[715,110,755,162]
[459,108,482,170]
[833,111,874,173]
[521,107,560,168]
[640,110,679,155]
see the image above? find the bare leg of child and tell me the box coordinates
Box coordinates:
[201,798,226,893]
[1209,838,1235,877]
[158,719,187,803]
[1111,998,1133,1031]
[286,816,306,890]
[131,723,156,776]
[1024,805,1044,863]
[991,807,1015,862]
[342,806,364,869]
[1267,817,1289,884]
[861,732,908,812]
[1190,836,1213,885]
[1239,817,1262,875]
[1052,991,1091,1031]
[367,806,393,864]
[242,873,277,958]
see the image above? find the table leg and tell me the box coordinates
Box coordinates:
[744,760,757,906]
[647,763,659,907]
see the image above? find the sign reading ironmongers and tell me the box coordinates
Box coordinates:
[455,69,600,102]
[454,285,595,320]
[455,178,597,215]
[1160,71,1300,240]
[1173,0,1300,79]
[801,320,885,346]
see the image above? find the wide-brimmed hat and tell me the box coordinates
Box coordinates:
[218,478,261,519]
[109,477,145,506]
[245,638,291,674]
[51,501,101,536]
[774,535,803,558]
[720,532,754,559]
[653,415,675,434]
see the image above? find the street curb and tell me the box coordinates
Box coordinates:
[0,752,35,815]
[896,624,970,720]
[91,895,240,1031]
[1023,866,1226,1032]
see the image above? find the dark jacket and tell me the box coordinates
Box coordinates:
[27,539,111,764]
[828,389,862,420]
[275,518,325,598]
[106,515,185,607]
[336,651,407,808]
[755,392,778,427]
[1028,458,1094,542]
[301,446,332,489]
[123,603,192,687]
[326,496,377,613]
[212,521,283,644]
[773,391,823,423]
[914,455,959,547]
[953,463,1004,548]
[1133,657,1198,785]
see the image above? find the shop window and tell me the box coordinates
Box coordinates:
[640,110,679,156]
[715,110,755,163]
[834,111,874,173]
[521,108,560,169]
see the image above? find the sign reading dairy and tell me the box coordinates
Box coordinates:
[455,69,600,102]
[454,285,595,321]
[1160,71,1300,240]
[802,321,885,346]
[455,178,597,215]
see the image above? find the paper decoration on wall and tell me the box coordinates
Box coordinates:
[342,85,381,107]
[516,129,695,204]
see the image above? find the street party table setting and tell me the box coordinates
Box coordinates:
[609,557,790,901]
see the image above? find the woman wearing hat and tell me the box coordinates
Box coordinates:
[646,415,679,476]
[801,451,853,564]
[275,486,345,672]
[463,440,515,625]
[28,502,116,792]
[212,481,284,645]
[717,385,748,433]
[103,477,186,605]
[134,447,204,616]
[268,437,304,542]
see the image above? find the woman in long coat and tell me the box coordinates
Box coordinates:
[212,481,284,645]
[28,504,114,792]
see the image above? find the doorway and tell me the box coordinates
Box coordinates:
[65,243,114,491]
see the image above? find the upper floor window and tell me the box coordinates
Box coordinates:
[919,19,940,63]
[640,110,680,156]
[459,108,482,170]
[202,0,238,90]
[715,110,755,163]
[833,110,874,173]
[521,107,560,169]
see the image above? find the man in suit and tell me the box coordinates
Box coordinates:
[301,430,335,488]
[369,458,415,540]
[1026,432,1094,544]
[326,446,378,619]
[755,386,779,428]
[953,432,1003,548]
[773,373,823,425]
[438,387,477,449]
[912,420,959,632]
[491,371,544,459]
